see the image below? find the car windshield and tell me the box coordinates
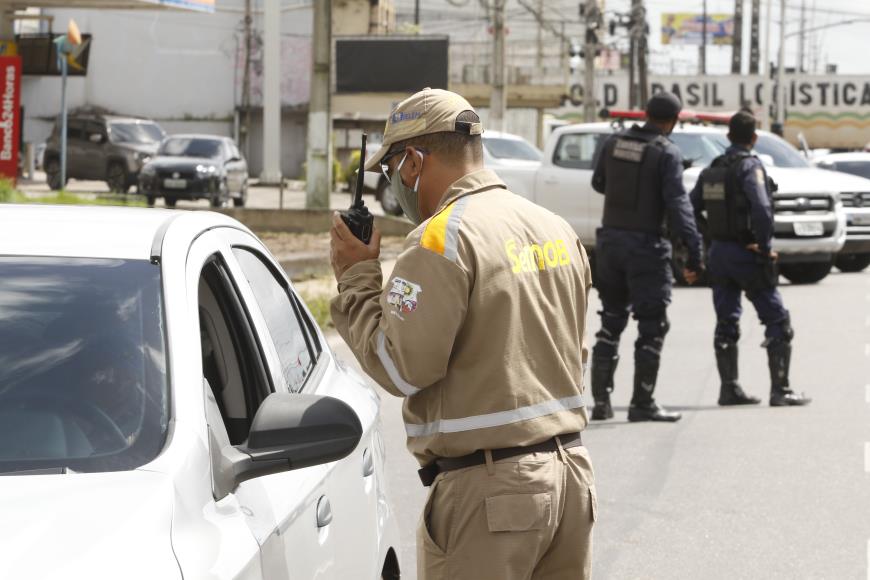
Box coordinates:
[749,134,810,168]
[827,160,870,180]
[484,137,543,161]
[160,138,223,159]
[0,258,168,474]
[109,122,164,144]
[669,132,727,168]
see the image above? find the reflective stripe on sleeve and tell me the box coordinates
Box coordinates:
[443,196,469,262]
[404,395,585,438]
[376,330,421,397]
[420,196,469,262]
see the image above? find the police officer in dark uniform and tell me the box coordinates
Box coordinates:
[590,92,704,422]
[689,111,810,407]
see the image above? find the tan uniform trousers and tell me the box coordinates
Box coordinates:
[417,443,596,580]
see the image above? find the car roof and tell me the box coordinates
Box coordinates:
[165,134,230,142]
[0,205,243,261]
[483,131,527,141]
[815,152,870,163]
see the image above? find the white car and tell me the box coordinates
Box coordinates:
[368,130,542,217]
[0,205,400,579]
[496,122,857,284]
[813,151,870,272]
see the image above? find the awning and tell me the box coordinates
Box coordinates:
[4,0,213,12]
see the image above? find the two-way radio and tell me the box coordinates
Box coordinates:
[340,132,374,245]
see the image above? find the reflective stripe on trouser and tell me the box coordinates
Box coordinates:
[417,444,596,580]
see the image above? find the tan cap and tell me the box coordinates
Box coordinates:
[364,88,483,172]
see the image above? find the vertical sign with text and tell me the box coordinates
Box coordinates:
[0,56,21,183]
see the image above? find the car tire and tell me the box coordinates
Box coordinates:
[779,260,833,284]
[210,179,229,208]
[378,178,403,216]
[145,195,156,208]
[233,182,247,208]
[45,158,65,191]
[834,253,870,273]
[165,197,177,208]
[107,163,130,194]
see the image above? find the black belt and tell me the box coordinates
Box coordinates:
[417,432,583,487]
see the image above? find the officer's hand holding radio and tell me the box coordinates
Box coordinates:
[330,212,381,279]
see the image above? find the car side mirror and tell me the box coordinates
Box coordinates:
[89,133,105,144]
[226,156,241,164]
[227,393,362,488]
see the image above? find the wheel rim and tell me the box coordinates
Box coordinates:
[108,166,125,191]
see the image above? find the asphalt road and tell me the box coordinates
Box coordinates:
[328,269,870,580]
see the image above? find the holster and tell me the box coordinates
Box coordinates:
[417,462,439,487]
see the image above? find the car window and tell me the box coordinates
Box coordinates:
[828,161,870,180]
[160,137,223,159]
[109,122,164,144]
[751,134,810,168]
[198,257,273,445]
[669,132,727,168]
[232,248,317,393]
[66,120,85,141]
[484,137,542,161]
[553,133,600,169]
[0,257,168,474]
[85,121,106,140]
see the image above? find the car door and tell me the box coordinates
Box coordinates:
[82,121,108,180]
[534,131,604,244]
[189,232,337,580]
[225,142,247,194]
[222,228,383,580]
[64,120,87,179]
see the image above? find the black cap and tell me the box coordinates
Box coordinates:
[646,92,682,120]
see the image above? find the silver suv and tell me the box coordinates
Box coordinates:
[44,115,165,193]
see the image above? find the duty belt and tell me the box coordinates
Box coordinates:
[417,432,583,487]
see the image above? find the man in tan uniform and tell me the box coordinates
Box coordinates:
[330,88,596,579]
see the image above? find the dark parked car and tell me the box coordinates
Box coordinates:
[138,135,248,208]
[43,115,165,193]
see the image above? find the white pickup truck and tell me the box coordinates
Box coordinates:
[494,122,862,284]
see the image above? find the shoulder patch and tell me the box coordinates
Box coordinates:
[420,196,470,261]
[755,167,765,185]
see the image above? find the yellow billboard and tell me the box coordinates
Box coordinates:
[661,13,734,46]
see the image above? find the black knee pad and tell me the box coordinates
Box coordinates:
[637,314,670,340]
[715,320,740,343]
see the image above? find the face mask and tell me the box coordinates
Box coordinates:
[391,150,424,225]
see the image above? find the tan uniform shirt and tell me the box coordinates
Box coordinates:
[332,169,593,465]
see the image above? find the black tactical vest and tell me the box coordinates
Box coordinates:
[602,126,670,235]
[700,151,755,244]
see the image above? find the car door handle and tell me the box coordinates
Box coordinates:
[543,177,558,185]
[362,448,374,477]
[316,496,332,528]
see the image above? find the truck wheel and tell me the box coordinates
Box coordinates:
[378,178,403,216]
[779,261,833,284]
[165,198,177,208]
[145,195,156,208]
[835,253,870,273]
[45,158,65,191]
[107,163,130,194]
[233,182,247,207]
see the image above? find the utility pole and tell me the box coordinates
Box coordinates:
[583,0,600,122]
[241,0,253,160]
[797,0,806,72]
[775,0,785,127]
[489,0,507,132]
[761,0,772,130]
[749,0,760,73]
[630,0,648,107]
[700,0,707,74]
[306,0,332,208]
[260,0,282,184]
[535,0,543,69]
[731,0,743,74]
[414,0,420,27]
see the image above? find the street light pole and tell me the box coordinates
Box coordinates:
[761,0,772,130]
[583,0,599,122]
[59,56,67,190]
[306,0,332,208]
[489,0,507,132]
[776,0,786,127]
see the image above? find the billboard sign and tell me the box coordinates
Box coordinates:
[335,37,449,94]
[661,13,735,46]
[140,0,214,12]
[0,56,21,182]
[567,73,870,148]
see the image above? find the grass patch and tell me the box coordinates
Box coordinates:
[301,293,333,330]
[0,179,146,207]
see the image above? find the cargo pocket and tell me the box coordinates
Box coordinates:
[485,493,552,532]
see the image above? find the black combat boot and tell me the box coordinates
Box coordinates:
[715,340,761,406]
[767,341,811,406]
[590,354,618,420]
[627,357,682,422]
